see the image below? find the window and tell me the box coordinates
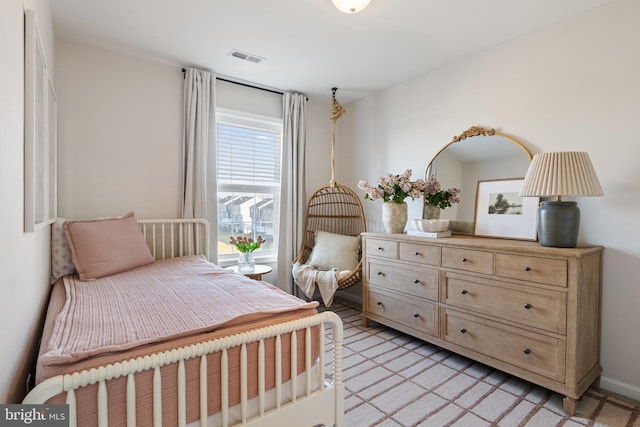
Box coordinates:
[216,110,282,261]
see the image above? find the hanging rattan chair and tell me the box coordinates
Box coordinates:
[292,183,366,290]
[292,88,366,292]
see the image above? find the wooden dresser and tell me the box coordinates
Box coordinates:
[361,232,603,415]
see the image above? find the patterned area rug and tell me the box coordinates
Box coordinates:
[320,300,640,427]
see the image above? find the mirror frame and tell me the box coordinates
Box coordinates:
[424,126,533,234]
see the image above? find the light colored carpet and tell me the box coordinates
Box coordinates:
[319,300,640,427]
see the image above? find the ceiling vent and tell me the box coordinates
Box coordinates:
[229,49,264,64]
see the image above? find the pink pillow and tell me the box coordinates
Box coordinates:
[64,213,155,281]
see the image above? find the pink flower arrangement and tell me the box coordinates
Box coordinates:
[358,170,461,209]
[358,169,427,203]
[423,176,461,209]
[229,235,266,253]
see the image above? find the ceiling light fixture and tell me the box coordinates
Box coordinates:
[331,0,372,14]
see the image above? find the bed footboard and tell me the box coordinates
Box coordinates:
[24,312,344,427]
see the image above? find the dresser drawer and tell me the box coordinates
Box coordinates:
[399,242,439,266]
[495,253,568,287]
[366,239,398,259]
[443,272,567,334]
[367,289,438,336]
[443,309,565,381]
[442,247,494,274]
[367,259,438,301]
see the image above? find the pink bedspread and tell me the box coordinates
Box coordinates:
[39,255,317,366]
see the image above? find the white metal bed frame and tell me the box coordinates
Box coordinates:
[137,218,211,261]
[23,218,344,427]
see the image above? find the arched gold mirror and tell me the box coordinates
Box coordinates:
[424,126,532,234]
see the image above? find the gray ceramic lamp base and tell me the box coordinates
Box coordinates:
[537,201,580,248]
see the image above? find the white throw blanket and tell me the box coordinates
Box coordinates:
[292,262,339,307]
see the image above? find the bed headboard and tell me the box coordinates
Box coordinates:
[51,217,211,284]
[138,218,210,261]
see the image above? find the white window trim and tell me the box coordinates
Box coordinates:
[216,108,283,265]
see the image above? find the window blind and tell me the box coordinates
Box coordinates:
[217,122,281,185]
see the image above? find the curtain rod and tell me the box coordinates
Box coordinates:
[218,76,284,96]
[181,68,290,97]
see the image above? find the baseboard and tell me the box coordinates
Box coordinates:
[298,287,362,309]
[334,292,361,307]
[599,376,640,402]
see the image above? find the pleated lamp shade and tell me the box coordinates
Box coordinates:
[519,151,603,247]
[519,151,604,199]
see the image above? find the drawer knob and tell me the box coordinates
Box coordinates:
[378,247,384,251]
[377,271,384,276]
[376,301,383,306]
[462,258,468,262]
[523,348,531,355]
[460,289,468,295]
[415,251,421,256]
[413,313,420,318]
[525,266,532,272]
[414,279,420,284]
[460,328,467,334]
[524,303,532,309]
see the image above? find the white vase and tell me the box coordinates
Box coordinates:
[382,201,408,233]
[238,252,255,272]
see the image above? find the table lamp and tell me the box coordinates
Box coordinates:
[519,151,603,247]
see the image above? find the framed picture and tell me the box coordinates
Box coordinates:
[474,178,538,241]
[24,9,56,232]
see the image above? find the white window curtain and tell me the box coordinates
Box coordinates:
[182,68,218,260]
[277,93,307,293]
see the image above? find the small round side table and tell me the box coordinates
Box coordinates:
[226,264,273,281]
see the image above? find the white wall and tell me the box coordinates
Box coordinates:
[338,0,640,400]
[0,0,55,403]
[55,40,334,218]
[306,100,338,194]
[56,41,184,219]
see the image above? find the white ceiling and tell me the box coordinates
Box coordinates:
[51,0,612,103]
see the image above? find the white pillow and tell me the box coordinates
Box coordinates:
[307,231,359,272]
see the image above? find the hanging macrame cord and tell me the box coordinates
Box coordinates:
[329,87,346,188]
